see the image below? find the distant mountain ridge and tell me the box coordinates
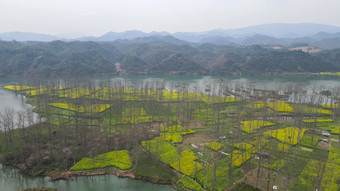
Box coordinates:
[221,23,340,38]
[312,32,340,40]
[2,23,340,49]
[0,32,59,42]
[0,23,339,40]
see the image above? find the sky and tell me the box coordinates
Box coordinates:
[0,0,339,37]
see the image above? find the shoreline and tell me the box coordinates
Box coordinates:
[51,168,177,189]
[1,163,178,190]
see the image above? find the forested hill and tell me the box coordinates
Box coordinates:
[0,40,339,77]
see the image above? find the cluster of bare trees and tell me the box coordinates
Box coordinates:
[0,78,339,190]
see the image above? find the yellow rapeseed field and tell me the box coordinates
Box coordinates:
[49,103,111,113]
[264,127,307,145]
[205,141,222,151]
[177,176,204,191]
[3,85,34,91]
[171,150,202,176]
[240,120,274,133]
[267,101,294,112]
[70,150,132,171]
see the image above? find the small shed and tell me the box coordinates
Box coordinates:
[320,138,328,143]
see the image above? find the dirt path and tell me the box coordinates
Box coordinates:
[301,147,313,152]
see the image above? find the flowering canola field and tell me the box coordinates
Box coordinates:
[70,150,132,171]
[264,127,307,145]
[49,103,111,113]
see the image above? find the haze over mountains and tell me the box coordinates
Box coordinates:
[1,23,340,49]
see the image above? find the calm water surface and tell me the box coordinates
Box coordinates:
[0,85,40,128]
[0,164,175,191]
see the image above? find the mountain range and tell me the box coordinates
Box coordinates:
[2,23,340,49]
[1,23,340,77]
[0,39,339,77]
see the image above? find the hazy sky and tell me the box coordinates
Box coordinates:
[0,0,339,37]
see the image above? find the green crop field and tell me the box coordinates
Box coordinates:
[1,81,339,191]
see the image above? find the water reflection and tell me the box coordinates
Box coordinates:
[0,164,175,191]
[0,87,40,129]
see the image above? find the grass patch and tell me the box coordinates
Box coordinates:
[177,176,204,191]
[230,182,261,191]
[303,118,333,123]
[142,137,179,165]
[300,135,319,148]
[262,159,286,171]
[133,150,178,181]
[289,160,324,191]
[280,158,308,178]
[197,158,244,191]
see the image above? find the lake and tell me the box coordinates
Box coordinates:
[0,164,175,191]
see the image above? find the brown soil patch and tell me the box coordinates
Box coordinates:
[187,120,206,129]
[289,46,322,53]
[317,141,331,150]
[149,122,167,130]
[48,167,135,180]
[275,118,295,125]
[183,133,211,145]
[244,167,295,191]
[211,54,228,67]
[271,46,283,50]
